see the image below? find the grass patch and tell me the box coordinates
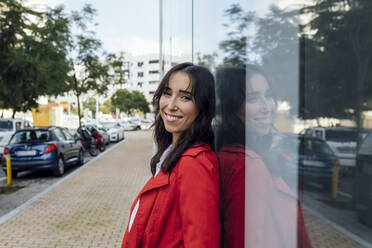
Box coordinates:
[0,185,24,194]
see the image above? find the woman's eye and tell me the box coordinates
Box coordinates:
[162,91,171,96]
[181,95,192,101]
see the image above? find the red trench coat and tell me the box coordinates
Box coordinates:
[219,145,312,248]
[121,144,221,248]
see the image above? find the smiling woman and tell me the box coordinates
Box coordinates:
[121,62,220,248]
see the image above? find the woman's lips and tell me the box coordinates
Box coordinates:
[254,115,271,123]
[164,112,182,122]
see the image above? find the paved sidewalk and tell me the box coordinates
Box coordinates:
[0,130,368,247]
[0,131,152,248]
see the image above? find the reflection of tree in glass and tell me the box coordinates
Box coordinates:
[219,4,300,115]
[300,0,372,127]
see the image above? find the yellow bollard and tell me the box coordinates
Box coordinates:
[6,154,12,185]
[332,160,340,199]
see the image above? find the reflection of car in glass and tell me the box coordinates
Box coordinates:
[100,122,125,142]
[0,118,33,156]
[355,131,372,227]
[271,133,339,190]
[301,126,357,168]
[1,127,84,178]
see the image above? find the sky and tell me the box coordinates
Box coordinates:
[27,0,281,58]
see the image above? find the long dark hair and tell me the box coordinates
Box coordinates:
[150,62,216,175]
[215,65,277,155]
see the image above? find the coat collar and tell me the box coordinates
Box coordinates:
[181,143,211,157]
[139,170,170,196]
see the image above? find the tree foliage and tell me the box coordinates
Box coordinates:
[64,4,122,127]
[0,0,70,117]
[111,89,149,115]
[300,0,372,121]
[219,4,300,114]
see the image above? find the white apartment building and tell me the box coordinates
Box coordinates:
[51,53,190,108]
[107,53,189,103]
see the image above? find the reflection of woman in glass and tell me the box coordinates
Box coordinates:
[121,63,220,248]
[216,66,311,248]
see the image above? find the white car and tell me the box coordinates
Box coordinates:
[101,122,125,142]
[301,126,358,168]
[0,118,33,155]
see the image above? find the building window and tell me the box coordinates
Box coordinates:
[138,62,144,67]
[137,82,143,88]
[149,70,159,74]
[149,80,159,84]
[149,59,159,64]
[137,72,144,77]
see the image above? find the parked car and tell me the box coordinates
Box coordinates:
[1,126,84,178]
[101,122,125,142]
[301,126,357,169]
[355,131,372,227]
[0,118,33,156]
[271,133,339,190]
[129,118,141,130]
[120,121,137,131]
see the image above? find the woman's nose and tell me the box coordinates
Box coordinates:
[167,96,178,110]
[259,96,272,112]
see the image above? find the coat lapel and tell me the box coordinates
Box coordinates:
[139,170,170,196]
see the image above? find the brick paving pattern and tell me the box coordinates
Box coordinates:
[0,131,152,248]
[0,130,367,247]
[303,209,364,248]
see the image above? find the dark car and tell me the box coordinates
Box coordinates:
[355,131,372,227]
[271,133,339,190]
[1,126,84,178]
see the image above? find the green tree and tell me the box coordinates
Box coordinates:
[111,89,149,115]
[219,4,256,66]
[65,4,118,127]
[132,90,150,114]
[300,0,372,124]
[219,4,300,114]
[107,51,127,88]
[0,0,70,117]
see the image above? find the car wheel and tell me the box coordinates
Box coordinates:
[54,157,65,177]
[77,149,84,166]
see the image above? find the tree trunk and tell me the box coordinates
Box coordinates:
[12,109,16,119]
[77,94,81,128]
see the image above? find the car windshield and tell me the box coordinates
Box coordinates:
[0,121,13,131]
[302,138,334,156]
[10,130,50,144]
[325,130,357,142]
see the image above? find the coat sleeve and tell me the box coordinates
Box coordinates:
[177,154,221,248]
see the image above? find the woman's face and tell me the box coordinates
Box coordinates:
[159,71,198,144]
[239,73,276,137]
